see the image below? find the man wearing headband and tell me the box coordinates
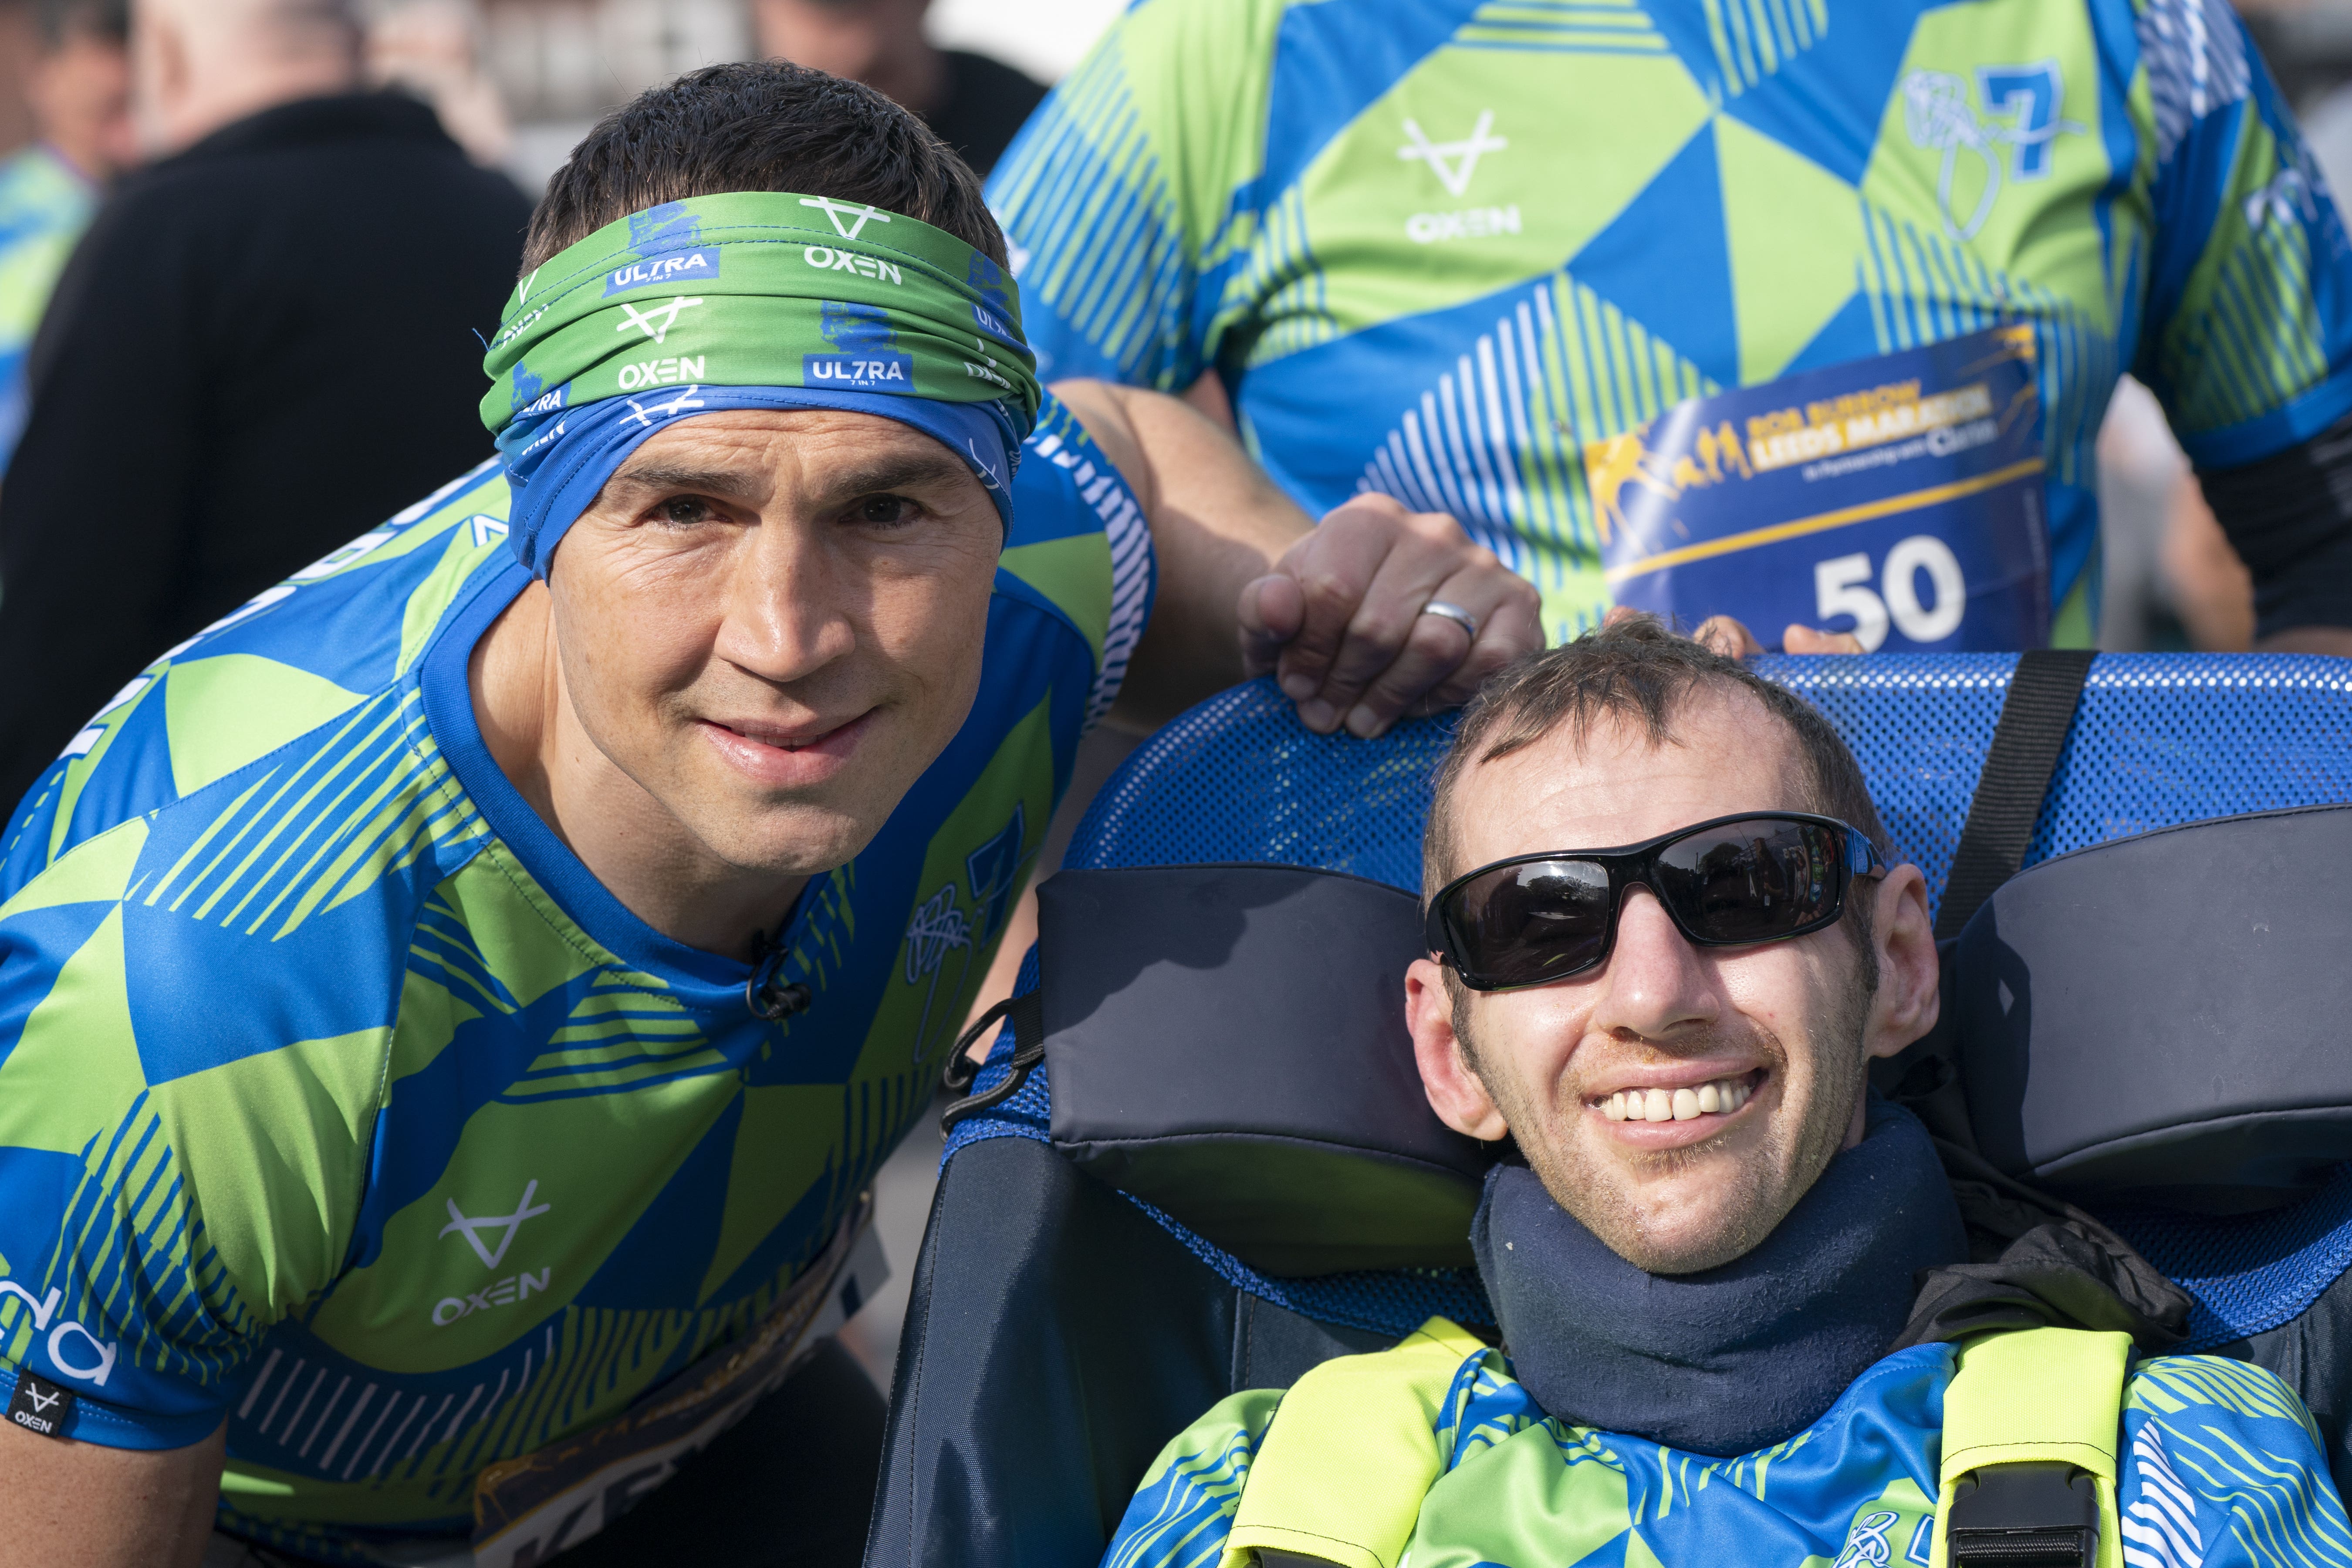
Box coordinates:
[0,60,1538,1568]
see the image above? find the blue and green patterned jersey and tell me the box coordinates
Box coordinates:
[0,143,94,470]
[0,389,1152,1554]
[993,0,2352,642]
[1105,1324,2352,1568]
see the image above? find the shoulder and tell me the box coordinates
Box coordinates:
[1000,392,1156,711]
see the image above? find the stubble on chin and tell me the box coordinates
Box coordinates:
[1476,992,1873,1276]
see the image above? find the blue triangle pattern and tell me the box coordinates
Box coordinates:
[1564,123,1740,388]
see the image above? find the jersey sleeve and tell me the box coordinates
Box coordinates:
[0,788,395,1449]
[1102,1388,1282,1568]
[2119,1355,2352,1567]
[987,0,1288,391]
[2132,3,2352,471]
[1006,391,1157,730]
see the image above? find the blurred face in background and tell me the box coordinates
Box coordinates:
[753,0,941,115]
[27,23,135,181]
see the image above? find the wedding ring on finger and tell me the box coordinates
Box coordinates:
[1419,600,1481,641]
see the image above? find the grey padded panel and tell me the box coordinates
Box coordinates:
[1955,804,2352,1202]
[1041,864,1492,1274]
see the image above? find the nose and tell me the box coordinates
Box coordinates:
[1588,885,1720,1043]
[714,515,859,683]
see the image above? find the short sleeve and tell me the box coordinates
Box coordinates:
[2133,0,2352,470]
[987,0,1288,391]
[1102,1388,1283,1568]
[1005,392,1158,730]
[0,814,383,1450]
[2119,1356,2352,1566]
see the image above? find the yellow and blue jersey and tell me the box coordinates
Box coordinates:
[0,390,1152,1555]
[1105,1336,2352,1568]
[993,0,2352,642]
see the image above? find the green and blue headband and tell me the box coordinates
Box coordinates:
[480,191,1041,575]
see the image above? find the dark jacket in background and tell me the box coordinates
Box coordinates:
[0,91,531,814]
[925,50,1047,178]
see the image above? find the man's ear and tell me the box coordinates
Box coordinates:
[1405,956,1507,1141]
[1861,863,1939,1060]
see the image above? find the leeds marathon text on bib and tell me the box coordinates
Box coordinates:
[1590,325,2048,652]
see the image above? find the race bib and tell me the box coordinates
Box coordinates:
[1590,325,2048,651]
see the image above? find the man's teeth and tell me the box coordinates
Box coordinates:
[1601,1078,1752,1122]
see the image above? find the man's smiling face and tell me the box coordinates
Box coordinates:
[544,407,1002,879]
[1406,685,1935,1275]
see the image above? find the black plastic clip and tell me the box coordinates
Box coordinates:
[746,930,812,1021]
[940,990,1044,1133]
[1948,1462,2100,1568]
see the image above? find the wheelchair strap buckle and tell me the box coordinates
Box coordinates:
[1947,1462,2100,1568]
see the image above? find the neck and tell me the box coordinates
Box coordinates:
[470,582,808,963]
[1471,1098,1967,1456]
[156,53,357,154]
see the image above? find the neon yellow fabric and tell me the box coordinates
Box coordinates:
[1930,1328,2130,1568]
[1221,1316,1487,1568]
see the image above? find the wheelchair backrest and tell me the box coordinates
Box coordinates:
[1030,652,2352,1350]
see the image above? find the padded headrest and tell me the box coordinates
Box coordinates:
[1954,804,2352,1207]
[1037,863,1491,1275]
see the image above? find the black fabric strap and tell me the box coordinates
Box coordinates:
[1933,650,2096,941]
[939,989,1044,1132]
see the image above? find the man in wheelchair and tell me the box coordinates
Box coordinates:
[1103,618,2352,1568]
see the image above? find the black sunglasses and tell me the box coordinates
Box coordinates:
[1425,811,1886,993]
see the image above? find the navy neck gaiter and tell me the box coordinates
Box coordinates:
[1470,1095,1967,1456]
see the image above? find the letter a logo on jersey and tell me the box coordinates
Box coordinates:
[440,1180,551,1269]
[1398,112,1507,198]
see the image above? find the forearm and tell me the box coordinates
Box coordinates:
[2195,415,2352,652]
[1049,378,1312,727]
[0,1414,223,1567]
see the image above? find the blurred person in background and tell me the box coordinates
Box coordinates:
[0,0,530,819]
[754,0,1044,176]
[367,0,511,167]
[0,0,132,471]
[994,0,2352,670]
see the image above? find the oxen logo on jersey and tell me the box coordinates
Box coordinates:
[1900,64,2085,242]
[1398,112,1507,198]
[439,1180,551,1269]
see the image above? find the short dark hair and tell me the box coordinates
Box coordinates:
[1424,615,1891,894]
[36,0,127,48]
[524,60,1003,274]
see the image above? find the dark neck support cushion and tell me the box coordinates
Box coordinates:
[1954,804,2352,1208]
[1037,864,1493,1275]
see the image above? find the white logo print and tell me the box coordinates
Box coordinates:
[0,1281,117,1386]
[801,196,895,240]
[439,1180,551,1270]
[615,296,704,345]
[1398,112,1507,198]
[624,385,709,428]
[1901,63,2085,241]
